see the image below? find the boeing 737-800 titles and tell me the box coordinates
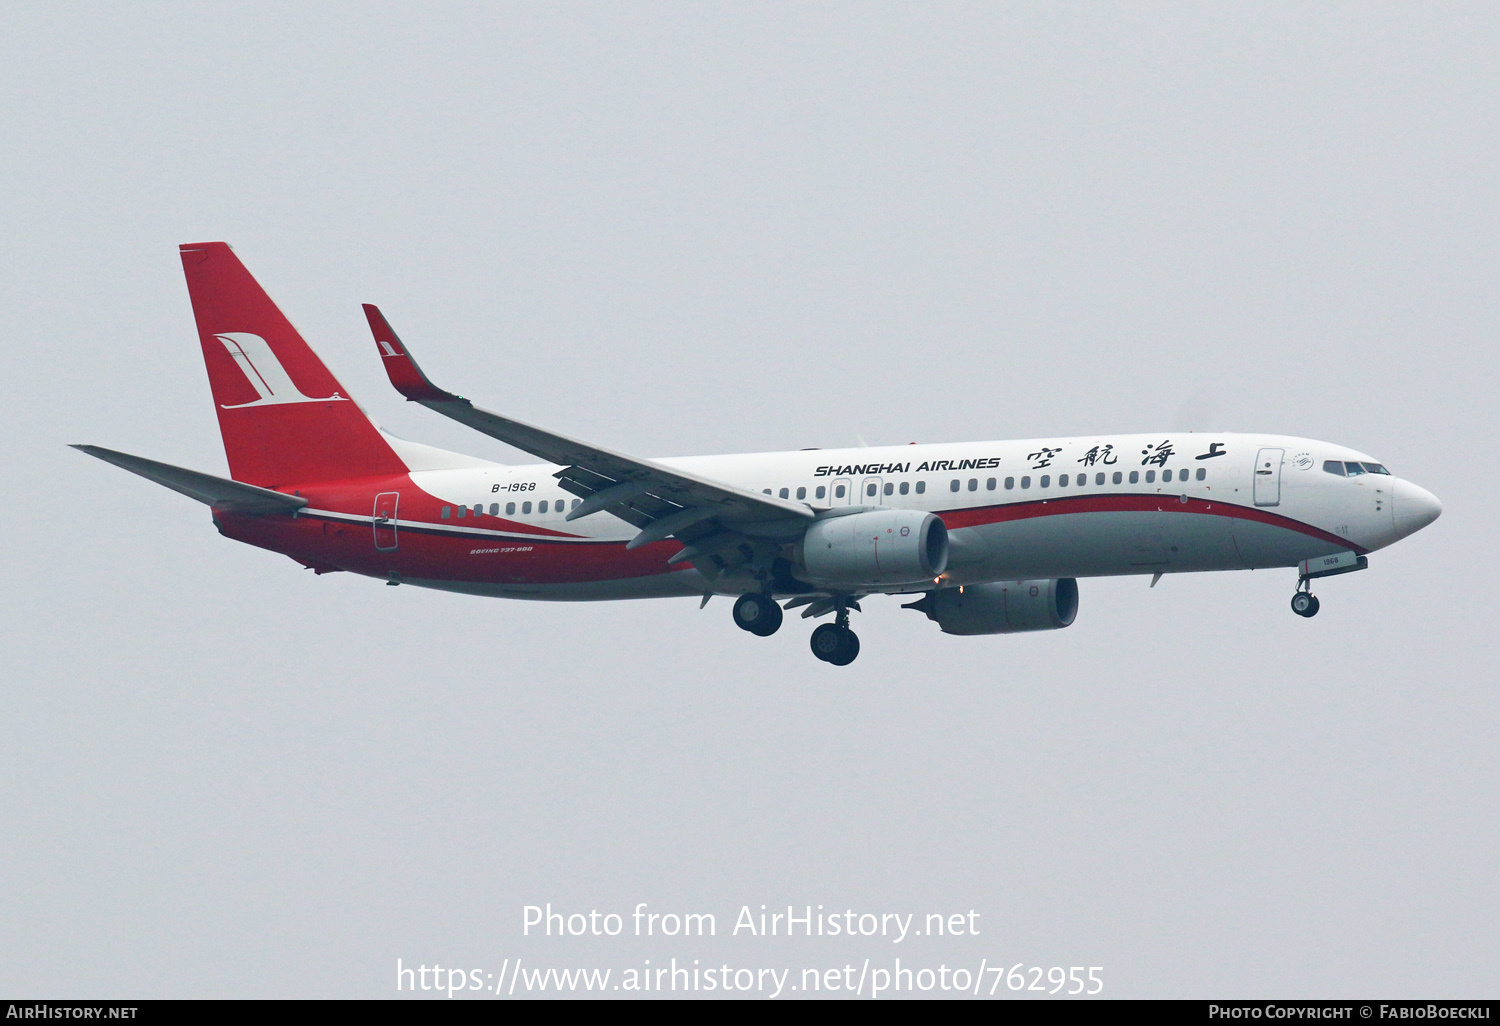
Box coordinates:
[76,243,1442,665]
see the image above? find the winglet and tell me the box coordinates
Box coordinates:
[361,304,460,403]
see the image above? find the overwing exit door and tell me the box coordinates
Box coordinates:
[374,491,400,550]
[1253,448,1283,507]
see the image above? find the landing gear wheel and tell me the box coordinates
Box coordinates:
[1290,591,1320,618]
[828,630,859,666]
[733,593,783,636]
[810,623,860,665]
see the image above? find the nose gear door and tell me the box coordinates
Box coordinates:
[1253,448,1283,507]
[374,491,400,550]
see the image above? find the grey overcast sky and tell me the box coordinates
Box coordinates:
[1,2,1495,999]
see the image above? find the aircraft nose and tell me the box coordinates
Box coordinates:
[1392,478,1442,538]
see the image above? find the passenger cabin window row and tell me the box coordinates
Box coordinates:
[1324,460,1390,477]
[751,467,1210,505]
[765,482,926,500]
[953,467,1207,491]
[440,497,583,519]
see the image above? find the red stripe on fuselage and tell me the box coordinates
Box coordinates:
[937,492,1363,553]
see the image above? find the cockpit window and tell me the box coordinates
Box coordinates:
[1361,462,1390,475]
[1344,461,1366,476]
[1323,460,1345,476]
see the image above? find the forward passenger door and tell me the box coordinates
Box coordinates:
[1253,448,1283,507]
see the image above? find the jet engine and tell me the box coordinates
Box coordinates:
[906,579,1079,635]
[794,509,949,588]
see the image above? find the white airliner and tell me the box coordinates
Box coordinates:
[76,243,1442,665]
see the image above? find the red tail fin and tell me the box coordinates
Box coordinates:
[179,242,406,487]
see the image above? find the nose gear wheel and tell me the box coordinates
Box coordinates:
[1291,577,1320,618]
[1291,591,1320,617]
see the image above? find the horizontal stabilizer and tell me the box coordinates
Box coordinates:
[71,445,309,515]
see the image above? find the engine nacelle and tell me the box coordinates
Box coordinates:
[908,579,1079,635]
[795,509,949,588]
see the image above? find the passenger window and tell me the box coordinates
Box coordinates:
[968,478,978,491]
[780,487,789,499]
[1129,471,1139,484]
[986,477,996,490]
[1021,476,1031,489]
[1040,475,1050,487]
[1195,468,1205,481]
[1323,460,1345,476]
[457,506,467,518]
[915,481,926,494]
[835,485,846,498]
[899,482,909,495]
[884,482,894,495]
[475,504,484,515]
[816,486,826,499]
[522,501,532,514]
[1362,463,1390,475]
[1112,471,1122,484]
[763,488,772,494]
[1344,462,1366,476]
[539,500,549,513]
[572,499,580,509]
[796,486,806,500]
[441,506,452,518]
[867,483,878,497]
[950,479,960,492]
[506,502,516,515]
[1005,477,1015,489]
[1145,470,1156,483]
[1059,474,1069,487]
[489,503,499,515]
[1096,472,1105,485]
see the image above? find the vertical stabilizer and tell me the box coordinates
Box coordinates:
[179,242,407,487]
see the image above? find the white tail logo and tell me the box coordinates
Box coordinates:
[215,332,347,408]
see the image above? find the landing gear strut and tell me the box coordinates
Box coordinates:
[809,601,860,665]
[1290,580,1320,618]
[732,593,783,636]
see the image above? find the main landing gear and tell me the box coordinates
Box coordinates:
[732,592,783,636]
[809,602,860,666]
[733,592,861,664]
[1290,582,1321,618]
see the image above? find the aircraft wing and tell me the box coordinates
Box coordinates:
[71,445,309,515]
[362,306,814,554]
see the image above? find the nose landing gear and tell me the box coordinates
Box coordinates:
[1290,583,1320,618]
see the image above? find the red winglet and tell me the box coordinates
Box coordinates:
[361,304,458,403]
